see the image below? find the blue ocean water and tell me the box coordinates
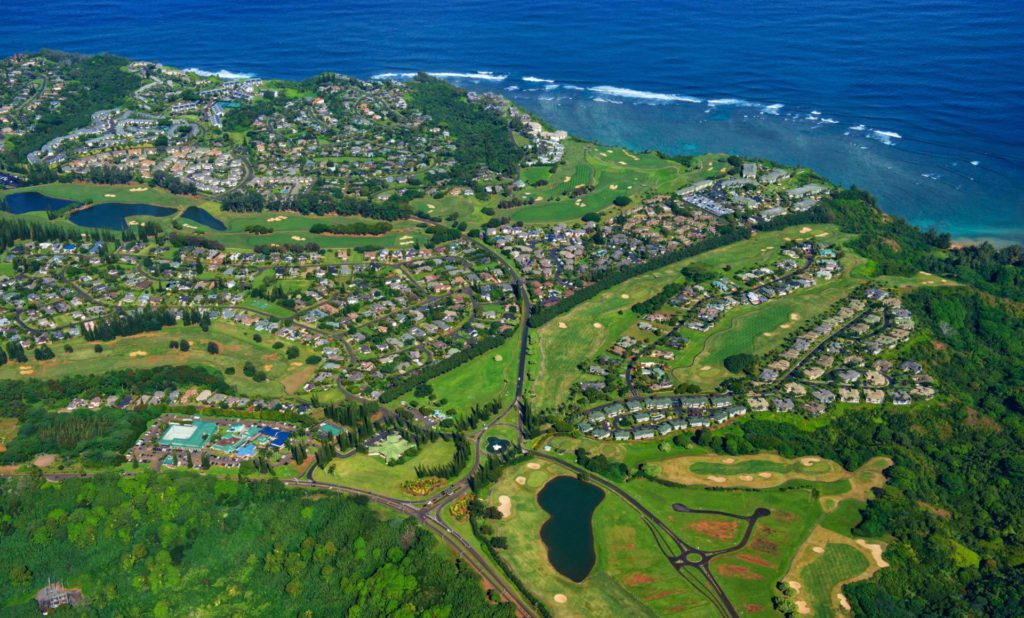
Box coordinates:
[2,0,1022,243]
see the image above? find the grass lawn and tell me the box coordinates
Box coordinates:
[541,434,708,468]
[0,418,17,453]
[239,297,295,318]
[819,500,867,536]
[403,327,522,415]
[311,439,456,498]
[0,321,318,398]
[801,543,870,615]
[2,182,212,209]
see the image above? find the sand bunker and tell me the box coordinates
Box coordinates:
[498,495,512,518]
[128,187,148,192]
[563,176,571,182]
[289,362,302,367]
[104,193,116,198]
[812,546,825,554]
[799,227,813,234]
[801,457,821,466]
[291,236,306,241]
[707,475,727,483]
[722,457,735,464]
[790,313,800,320]
[515,476,527,486]
[128,350,148,358]
[739,475,754,481]
[592,322,604,329]
[557,322,567,329]
[263,364,273,372]
[838,593,851,610]
[795,600,811,615]
[18,367,34,375]
[553,594,567,604]
[493,355,503,362]
[609,184,618,190]
[526,462,541,470]
[815,232,830,237]
[266,215,288,222]
[620,294,630,299]
[857,539,889,568]
[758,472,773,478]
[700,365,712,371]
[788,581,802,592]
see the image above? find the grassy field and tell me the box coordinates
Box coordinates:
[2,182,212,209]
[0,321,317,398]
[400,327,522,415]
[540,434,710,467]
[0,418,17,453]
[801,543,870,615]
[310,439,456,498]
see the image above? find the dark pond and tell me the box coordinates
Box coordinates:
[69,203,176,230]
[181,205,226,230]
[537,475,605,582]
[486,436,512,454]
[3,192,78,214]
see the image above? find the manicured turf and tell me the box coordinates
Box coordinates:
[404,327,523,415]
[0,321,317,398]
[311,439,456,498]
[2,182,211,209]
[819,500,867,536]
[801,543,870,616]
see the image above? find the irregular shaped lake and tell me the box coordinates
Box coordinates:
[69,203,176,230]
[3,192,78,214]
[537,475,605,582]
[180,206,226,230]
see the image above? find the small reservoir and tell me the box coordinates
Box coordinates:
[3,192,78,214]
[180,206,226,230]
[537,475,605,582]
[69,203,176,230]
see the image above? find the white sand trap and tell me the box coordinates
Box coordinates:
[498,495,512,518]
[739,474,754,481]
[619,161,627,165]
[799,227,813,234]
[790,313,800,321]
[400,235,412,240]
[789,581,802,592]
[515,476,527,486]
[526,462,541,470]
[129,187,149,192]
[620,294,630,299]
[104,193,116,198]
[290,362,302,367]
[707,475,727,483]
[812,546,825,554]
[763,331,774,337]
[838,593,851,610]
[609,184,618,190]
[700,365,712,371]
[592,322,603,329]
[263,364,273,372]
[426,204,435,210]
[128,350,148,358]
[758,472,773,478]
[722,457,735,464]
[815,232,830,237]
[857,539,890,568]
[780,324,791,329]
[19,367,34,375]
[801,457,821,466]
[493,355,503,362]
[796,600,811,615]
[558,322,568,329]
[182,223,197,229]
[553,594,567,604]
[291,236,306,241]
[563,176,571,182]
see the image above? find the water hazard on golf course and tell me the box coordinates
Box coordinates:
[537,475,605,582]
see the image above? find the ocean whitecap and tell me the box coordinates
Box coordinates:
[590,85,701,104]
[522,76,555,83]
[184,67,256,80]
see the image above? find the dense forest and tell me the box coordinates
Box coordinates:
[3,51,141,167]
[0,473,513,616]
[713,286,1024,616]
[406,74,524,184]
[0,406,160,466]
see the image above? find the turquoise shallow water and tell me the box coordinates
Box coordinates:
[2,0,1021,243]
